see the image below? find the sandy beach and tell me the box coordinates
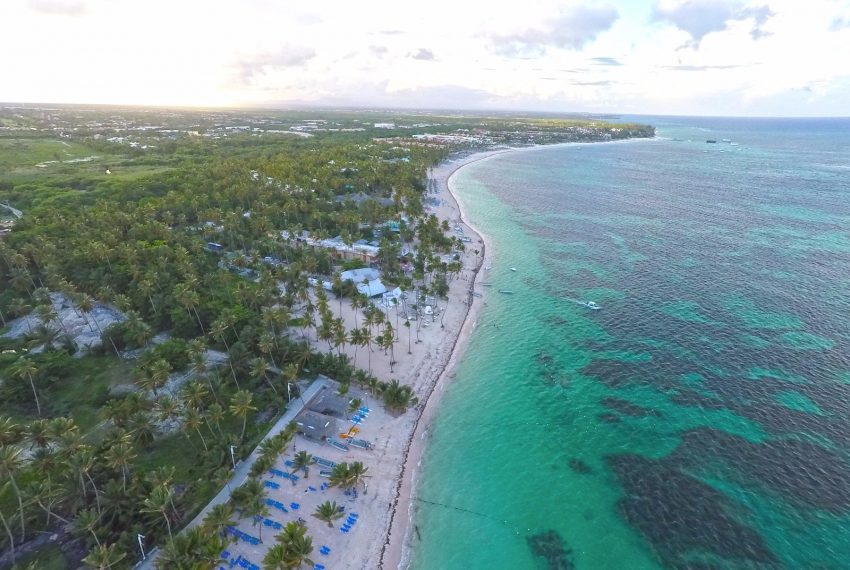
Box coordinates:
[216,149,508,570]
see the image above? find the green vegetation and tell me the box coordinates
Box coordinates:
[0,104,652,569]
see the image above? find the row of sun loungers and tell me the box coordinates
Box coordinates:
[340,512,359,533]
[226,527,261,545]
[265,498,288,513]
[254,515,283,530]
[220,551,260,570]
[269,468,299,481]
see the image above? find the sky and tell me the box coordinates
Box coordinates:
[3,0,850,116]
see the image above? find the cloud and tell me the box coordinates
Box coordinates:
[409,48,435,61]
[233,46,316,83]
[572,80,614,86]
[489,4,619,56]
[831,16,850,31]
[663,64,745,70]
[369,45,389,58]
[652,1,774,47]
[590,57,622,66]
[28,0,86,16]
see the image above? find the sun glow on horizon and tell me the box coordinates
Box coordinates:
[3,0,850,115]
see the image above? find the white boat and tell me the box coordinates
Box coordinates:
[499,289,513,294]
[510,267,517,272]
[586,301,601,310]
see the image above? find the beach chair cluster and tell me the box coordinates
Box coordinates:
[254,515,283,530]
[226,526,261,545]
[264,480,281,490]
[220,551,260,570]
[340,512,359,533]
[319,545,332,556]
[313,565,327,570]
[269,467,299,481]
[350,407,370,425]
[265,498,288,513]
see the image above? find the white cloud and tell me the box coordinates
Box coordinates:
[489,4,620,55]
[0,0,848,115]
[28,0,86,16]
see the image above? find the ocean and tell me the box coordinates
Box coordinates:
[411,117,850,569]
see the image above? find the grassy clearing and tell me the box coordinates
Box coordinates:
[46,356,134,431]
[0,138,96,171]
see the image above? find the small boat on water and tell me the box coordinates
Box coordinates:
[481,282,492,287]
[586,301,601,310]
[499,289,514,294]
[706,139,717,144]
[510,267,517,272]
[485,265,492,270]
[472,292,483,298]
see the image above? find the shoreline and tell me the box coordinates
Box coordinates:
[379,148,505,569]
[379,136,654,569]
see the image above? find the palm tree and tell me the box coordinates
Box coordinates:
[104,441,136,491]
[0,445,26,541]
[0,495,16,563]
[74,508,102,547]
[347,461,369,492]
[382,379,419,414]
[250,357,278,395]
[128,412,156,448]
[82,543,126,569]
[141,485,175,540]
[202,502,235,537]
[10,358,41,416]
[269,521,315,569]
[291,450,314,479]
[155,526,225,569]
[313,500,344,528]
[182,407,209,452]
[27,418,51,449]
[210,319,240,388]
[0,416,23,446]
[230,390,256,442]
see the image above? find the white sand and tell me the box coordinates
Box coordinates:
[223,149,505,569]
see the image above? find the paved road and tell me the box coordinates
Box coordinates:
[136,377,330,568]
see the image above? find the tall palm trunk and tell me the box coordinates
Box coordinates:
[0,509,14,563]
[8,474,25,542]
[27,373,41,416]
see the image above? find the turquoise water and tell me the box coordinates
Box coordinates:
[412,117,850,569]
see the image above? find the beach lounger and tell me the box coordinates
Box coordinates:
[319,470,332,478]
[308,485,317,492]
[290,502,300,510]
[264,480,281,489]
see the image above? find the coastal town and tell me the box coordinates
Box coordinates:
[0,105,653,569]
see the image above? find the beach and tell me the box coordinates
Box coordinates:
[291,149,507,569]
[204,149,509,570]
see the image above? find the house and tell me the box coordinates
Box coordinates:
[308,385,352,418]
[295,411,338,441]
[382,287,404,307]
[206,242,224,252]
[302,234,380,264]
[340,267,381,283]
[357,279,387,298]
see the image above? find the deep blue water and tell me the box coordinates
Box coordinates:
[413,116,850,569]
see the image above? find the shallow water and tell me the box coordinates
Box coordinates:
[412,117,850,569]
